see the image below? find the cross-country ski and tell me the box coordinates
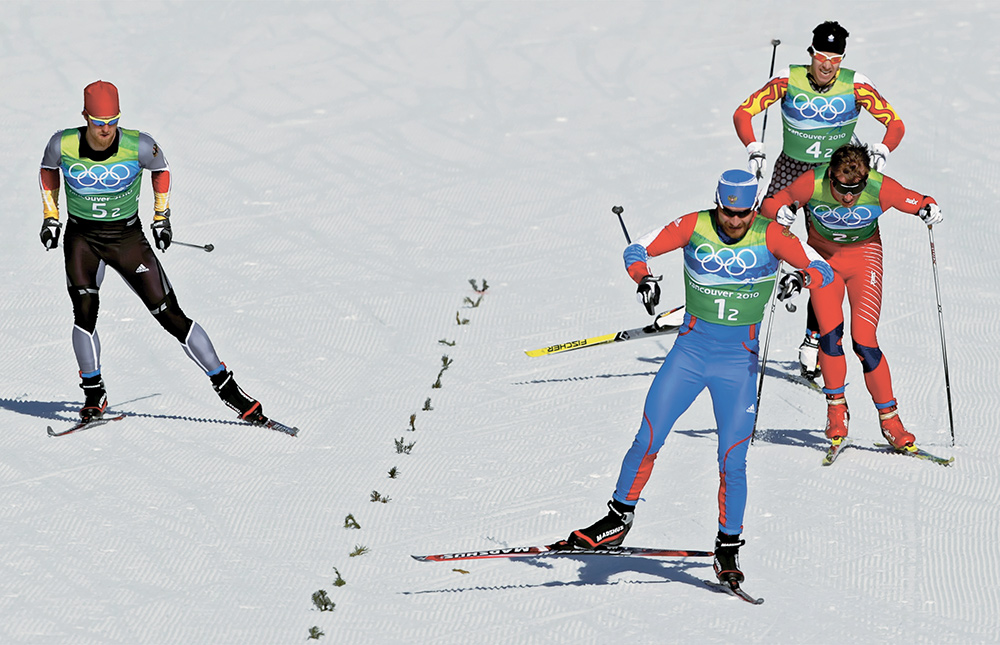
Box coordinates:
[524,306,685,357]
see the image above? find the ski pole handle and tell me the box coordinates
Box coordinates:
[612,205,631,243]
[172,240,215,252]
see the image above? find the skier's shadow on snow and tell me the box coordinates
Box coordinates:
[673,426,831,451]
[511,352,666,386]
[0,394,244,427]
[402,555,713,595]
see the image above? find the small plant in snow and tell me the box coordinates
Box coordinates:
[409,413,416,431]
[370,490,390,503]
[308,626,324,639]
[394,437,416,454]
[388,466,399,479]
[469,278,489,294]
[464,295,483,308]
[344,514,361,530]
[422,397,433,411]
[312,590,335,611]
[440,355,453,371]
[455,311,469,325]
[332,568,346,587]
[431,374,442,389]
[349,545,369,557]
[438,339,456,346]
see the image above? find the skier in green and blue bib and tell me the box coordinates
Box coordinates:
[39,81,270,426]
[562,170,833,587]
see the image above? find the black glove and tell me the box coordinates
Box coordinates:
[777,271,807,302]
[636,275,662,315]
[151,209,172,251]
[40,218,62,250]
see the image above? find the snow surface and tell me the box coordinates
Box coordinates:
[2,1,999,643]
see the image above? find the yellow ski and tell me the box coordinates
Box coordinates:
[525,306,685,357]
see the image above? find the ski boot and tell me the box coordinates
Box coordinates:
[824,395,849,441]
[713,531,746,585]
[211,367,266,426]
[79,374,108,422]
[565,500,634,549]
[799,331,821,380]
[879,405,915,450]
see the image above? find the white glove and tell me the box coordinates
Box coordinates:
[775,204,797,227]
[746,142,766,179]
[870,143,890,172]
[919,203,943,226]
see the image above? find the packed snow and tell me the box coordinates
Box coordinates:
[2,1,998,643]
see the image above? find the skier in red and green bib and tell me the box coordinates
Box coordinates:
[733,21,906,381]
[761,143,942,453]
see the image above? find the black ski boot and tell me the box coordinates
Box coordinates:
[713,531,746,585]
[211,368,266,425]
[79,374,108,422]
[565,500,635,549]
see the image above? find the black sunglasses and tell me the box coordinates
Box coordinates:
[830,175,868,196]
[718,204,755,218]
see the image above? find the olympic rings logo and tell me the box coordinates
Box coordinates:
[811,204,875,227]
[790,93,849,122]
[694,243,758,277]
[67,162,134,188]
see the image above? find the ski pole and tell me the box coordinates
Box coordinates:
[759,39,780,145]
[612,205,631,243]
[751,260,783,443]
[172,240,215,252]
[927,225,955,445]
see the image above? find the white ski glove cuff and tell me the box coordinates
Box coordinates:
[920,203,943,226]
[870,143,890,172]
[775,204,797,227]
[746,142,766,178]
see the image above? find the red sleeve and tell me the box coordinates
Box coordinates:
[626,212,698,282]
[39,168,60,190]
[855,82,905,151]
[765,224,826,287]
[733,76,788,146]
[151,170,170,193]
[878,175,935,215]
[759,169,817,220]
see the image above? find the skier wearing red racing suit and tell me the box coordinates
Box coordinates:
[761,143,942,451]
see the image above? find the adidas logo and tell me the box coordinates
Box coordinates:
[135,264,149,274]
[745,404,756,413]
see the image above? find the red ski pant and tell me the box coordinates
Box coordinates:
[808,230,896,407]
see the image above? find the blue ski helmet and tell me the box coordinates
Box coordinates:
[716,169,758,209]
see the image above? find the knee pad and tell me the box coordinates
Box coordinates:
[69,285,100,332]
[819,323,845,357]
[150,292,193,342]
[852,341,884,373]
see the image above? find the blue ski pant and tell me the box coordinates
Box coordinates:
[613,315,758,535]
